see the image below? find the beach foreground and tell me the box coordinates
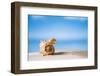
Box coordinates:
[28,51,88,61]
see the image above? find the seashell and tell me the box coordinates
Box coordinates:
[40,38,56,56]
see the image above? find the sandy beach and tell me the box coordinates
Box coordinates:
[28,50,88,61]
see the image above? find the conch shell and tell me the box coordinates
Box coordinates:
[40,38,56,56]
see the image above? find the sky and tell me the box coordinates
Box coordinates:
[28,15,88,53]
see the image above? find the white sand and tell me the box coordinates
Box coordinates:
[28,51,88,61]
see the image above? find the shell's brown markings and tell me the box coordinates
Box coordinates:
[45,45,55,55]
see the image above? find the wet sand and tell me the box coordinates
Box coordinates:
[28,51,88,61]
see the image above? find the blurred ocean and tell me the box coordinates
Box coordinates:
[28,39,88,53]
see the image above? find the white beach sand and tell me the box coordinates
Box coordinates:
[28,50,88,61]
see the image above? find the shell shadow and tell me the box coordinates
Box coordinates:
[54,52,68,55]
